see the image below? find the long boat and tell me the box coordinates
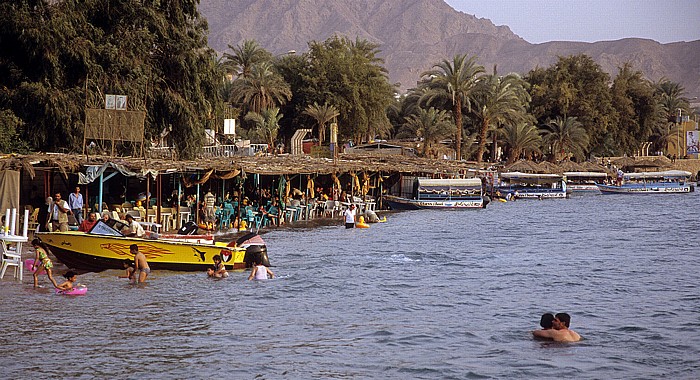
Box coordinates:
[38,221,268,272]
[596,170,695,194]
[495,172,569,199]
[564,171,608,193]
[383,178,489,209]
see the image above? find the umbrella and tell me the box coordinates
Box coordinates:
[580,161,607,172]
[613,157,636,168]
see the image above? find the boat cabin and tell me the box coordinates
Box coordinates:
[564,171,608,193]
[497,172,568,199]
[412,178,484,201]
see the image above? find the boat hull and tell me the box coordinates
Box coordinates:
[38,232,247,272]
[596,183,693,194]
[384,195,487,209]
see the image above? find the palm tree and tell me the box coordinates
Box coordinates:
[402,107,455,157]
[230,62,292,114]
[650,121,682,155]
[472,69,530,162]
[420,54,484,160]
[499,122,542,164]
[245,107,283,149]
[222,39,271,79]
[303,102,340,144]
[654,79,690,118]
[540,116,590,161]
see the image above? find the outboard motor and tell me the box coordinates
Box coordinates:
[244,244,270,268]
[178,221,198,235]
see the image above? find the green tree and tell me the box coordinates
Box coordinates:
[245,107,283,149]
[301,36,395,143]
[499,122,542,164]
[526,55,614,156]
[303,102,340,144]
[0,0,222,158]
[609,63,658,155]
[0,109,30,153]
[471,68,530,162]
[540,116,590,161]
[400,107,455,157]
[230,61,292,114]
[420,54,484,160]
[222,39,271,79]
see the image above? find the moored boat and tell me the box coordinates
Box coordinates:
[564,171,608,193]
[38,222,269,272]
[384,178,489,209]
[495,172,568,199]
[596,170,695,194]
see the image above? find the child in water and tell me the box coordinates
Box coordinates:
[56,271,78,292]
[207,255,229,278]
[119,259,135,283]
[247,258,274,280]
[31,238,58,288]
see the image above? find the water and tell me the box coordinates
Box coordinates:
[2,193,699,379]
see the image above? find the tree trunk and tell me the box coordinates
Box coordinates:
[454,99,462,160]
[476,117,489,163]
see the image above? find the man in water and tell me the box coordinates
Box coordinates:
[532,312,581,342]
[131,244,150,283]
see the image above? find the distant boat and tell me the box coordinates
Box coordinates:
[384,178,489,209]
[596,170,695,194]
[564,171,608,193]
[495,172,568,199]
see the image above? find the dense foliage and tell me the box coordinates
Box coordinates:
[1,4,694,162]
[0,0,221,158]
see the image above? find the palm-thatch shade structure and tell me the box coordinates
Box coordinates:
[505,160,540,173]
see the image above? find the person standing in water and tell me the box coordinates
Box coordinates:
[344,204,356,229]
[131,244,150,283]
[248,258,274,280]
[31,238,58,288]
[532,312,581,342]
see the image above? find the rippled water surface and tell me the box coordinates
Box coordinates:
[2,193,699,379]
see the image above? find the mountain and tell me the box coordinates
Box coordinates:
[198,0,700,98]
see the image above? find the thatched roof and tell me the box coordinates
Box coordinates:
[535,161,560,173]
[0,152,490,178]
[506,160,540,173]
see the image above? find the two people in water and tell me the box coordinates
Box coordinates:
[533,312,581,342]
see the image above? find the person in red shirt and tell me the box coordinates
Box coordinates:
[78,212,98,232]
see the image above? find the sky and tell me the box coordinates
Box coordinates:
[445,0,700,44]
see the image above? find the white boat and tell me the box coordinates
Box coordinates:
[596,170,695,194]
[495,172,569,199]
[564,171,608,193]
[384,178,489,209]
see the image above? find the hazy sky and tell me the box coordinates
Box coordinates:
[445,0,700,44]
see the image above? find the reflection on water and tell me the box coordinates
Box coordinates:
[1,193,699,379]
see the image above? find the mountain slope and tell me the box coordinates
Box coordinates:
[199,0,700,97]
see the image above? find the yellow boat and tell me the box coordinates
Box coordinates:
[38,229,268,272]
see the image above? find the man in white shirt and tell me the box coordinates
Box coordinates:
[51,193,71,232]
[344,204,356,229]
[123,214,145,238]
[68,186,84,224]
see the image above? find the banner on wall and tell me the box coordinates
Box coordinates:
[687,130,699,155]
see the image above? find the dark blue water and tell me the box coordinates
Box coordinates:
[2,193,699,379]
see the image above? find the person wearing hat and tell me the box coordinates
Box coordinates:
[344,203,357,228]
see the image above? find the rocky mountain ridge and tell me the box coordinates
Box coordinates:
[199,0,700,97]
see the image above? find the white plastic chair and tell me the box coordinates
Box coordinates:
[0,240,22,280]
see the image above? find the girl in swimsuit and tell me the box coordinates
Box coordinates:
[31,238,58,288]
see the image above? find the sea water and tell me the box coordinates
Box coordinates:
[1,193,699,379]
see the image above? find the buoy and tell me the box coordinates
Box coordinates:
[498,198,507,203]
[356,216,370,228]
[378,216,387,223]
